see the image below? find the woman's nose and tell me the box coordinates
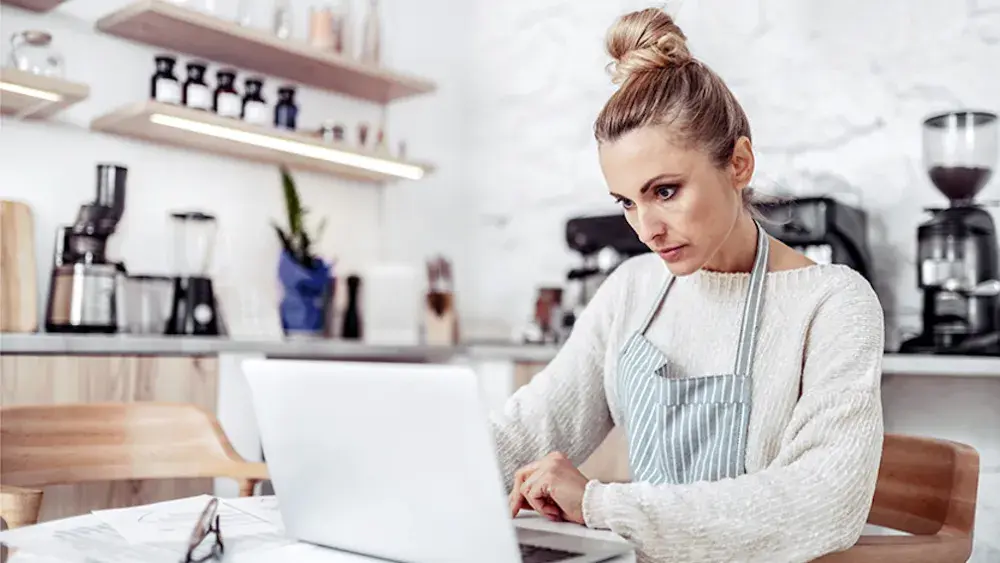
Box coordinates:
[635,207,666,245]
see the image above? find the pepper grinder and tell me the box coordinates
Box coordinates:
[341,274,362,339]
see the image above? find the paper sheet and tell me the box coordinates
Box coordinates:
[0,515,179,563]
[0,496,294,563]
[222,495,285,531]
[92,494,279,545]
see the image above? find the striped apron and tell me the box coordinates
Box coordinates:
[617,222,770,485]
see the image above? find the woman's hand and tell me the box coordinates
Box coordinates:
[508,452,590,525]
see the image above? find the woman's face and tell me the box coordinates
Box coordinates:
[598,125,753,276]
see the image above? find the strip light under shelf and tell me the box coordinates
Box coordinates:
[148,113,425,181]
[89,101,433,183]
[0,81,62,102]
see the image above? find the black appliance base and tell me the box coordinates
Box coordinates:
[44,323,118,334]
[899,332,1000,356]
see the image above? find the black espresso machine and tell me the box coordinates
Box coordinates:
[757,196,875,285]
[563,213,649,328]
[562,202,875,327]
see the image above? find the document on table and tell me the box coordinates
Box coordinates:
[0,514,180,563]
[92,494,279,544]
[0,495,294,563]
[222,495,285,531]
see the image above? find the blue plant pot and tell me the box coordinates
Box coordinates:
[278,250,331,335]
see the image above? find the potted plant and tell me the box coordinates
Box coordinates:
[273,165,332,336]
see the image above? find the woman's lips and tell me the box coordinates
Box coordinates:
[657,244,687,262]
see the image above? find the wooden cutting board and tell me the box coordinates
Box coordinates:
[0,200,38,333]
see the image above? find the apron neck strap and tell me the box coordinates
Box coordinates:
[733,220,770,377]
[637,220,770,366]
[638,272,674,335]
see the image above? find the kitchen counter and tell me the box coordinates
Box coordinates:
[0,332,456,362]
[1,333,999,378]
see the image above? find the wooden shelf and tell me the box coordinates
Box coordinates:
[90,101,434,182]
[3,0,68,12]
[96,0,436,105]
[0,67,89,119]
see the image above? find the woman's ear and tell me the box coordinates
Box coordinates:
[730,137,755,190]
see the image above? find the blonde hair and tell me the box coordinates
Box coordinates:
[595,8,757,208]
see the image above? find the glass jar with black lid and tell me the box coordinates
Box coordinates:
[214,69,241,118]
[241,77,268,126]
[151,55,181,104]
[183,60,211,110]
[274,85,298,131]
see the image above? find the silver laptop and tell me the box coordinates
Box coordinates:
[242,359,633,563]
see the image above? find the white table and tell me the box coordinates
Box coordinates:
[231,514,635,563]
[2,497,635,563]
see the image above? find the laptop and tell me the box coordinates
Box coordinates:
[242,359,633,563]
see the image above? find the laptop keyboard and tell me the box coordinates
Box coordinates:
[519,543,582,563]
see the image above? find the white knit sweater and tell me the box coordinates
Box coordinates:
[490,253,885,563]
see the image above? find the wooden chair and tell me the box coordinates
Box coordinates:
[816,434,979,563]
[0,402,268,526]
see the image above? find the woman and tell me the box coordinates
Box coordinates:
[490,7,885,563]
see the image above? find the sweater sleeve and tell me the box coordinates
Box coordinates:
[488,261,634,492]
[581,275,885,563]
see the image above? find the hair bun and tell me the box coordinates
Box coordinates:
[606,8,692,84]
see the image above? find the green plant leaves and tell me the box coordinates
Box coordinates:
[276,165,326,270]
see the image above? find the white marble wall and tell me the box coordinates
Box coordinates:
[459,0,1000,345]
[456,0,1000,559]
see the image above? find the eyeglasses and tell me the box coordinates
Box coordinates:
[183,497,225,563]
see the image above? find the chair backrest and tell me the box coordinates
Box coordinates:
[0,403,267,488]
[868,434,979,536]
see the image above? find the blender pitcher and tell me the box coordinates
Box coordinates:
[166,212,221,336]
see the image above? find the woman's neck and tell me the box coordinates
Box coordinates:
[702,212,760,274]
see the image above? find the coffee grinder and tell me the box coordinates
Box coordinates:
[165,211,220,336]
[901,110,1000,355]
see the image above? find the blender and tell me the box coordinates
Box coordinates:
[901,110,1000,355]
[166,211,221,336]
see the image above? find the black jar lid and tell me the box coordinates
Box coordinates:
[186,60,208,71]
[217,68,237,79]
[277,85,297,95]
[154,54,177,65]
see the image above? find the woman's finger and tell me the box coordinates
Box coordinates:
[510,486,533,518]
[524,476,560,519]
[509,462,541,517]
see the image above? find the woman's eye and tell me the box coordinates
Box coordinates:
[616,198,634,210]
[656,185,678,200]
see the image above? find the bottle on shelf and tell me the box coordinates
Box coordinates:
[359,0,381,65]
[308,4,336,51]
[272,0,293,40]
[235,0,253,26]
[182,61,212,110]
[332,0,352,56]
[357,122,369,148]
[151,55,181,105]
[241,77,269,126]
[214,69,241,118]
[274,85,298,131]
